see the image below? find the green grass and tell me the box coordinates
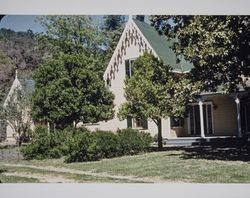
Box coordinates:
[1,149,250,183]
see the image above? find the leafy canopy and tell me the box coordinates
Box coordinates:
[32,16,115,127]
[118,53,200,148]
[118,53,200,121]
[150,16,250,93]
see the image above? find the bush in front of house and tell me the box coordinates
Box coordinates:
[93,130,120,158]
[117,128,153,155]
[21,126,79,160]
[66,128,153,162]
[65,130,120,163]
[21,126,153,162]
[65,131,100,163]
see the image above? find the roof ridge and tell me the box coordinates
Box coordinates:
[132,18,193,73]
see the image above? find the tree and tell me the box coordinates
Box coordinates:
[32,16,115,128]
[103,15,126,64]
[118,53,200,149]
[150,16,250,93]
[0,87,33,146]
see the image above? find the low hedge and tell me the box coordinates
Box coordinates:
[21,127,153,162]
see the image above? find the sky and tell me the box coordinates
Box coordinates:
[0,15,45,33]
[0,15,150,33]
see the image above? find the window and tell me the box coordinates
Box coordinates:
[170,117,184,127]
[188,103,214,135]
[134,118,143,128]
[106,77,111,89]
[125,59,135,78]
[127,117,148,129]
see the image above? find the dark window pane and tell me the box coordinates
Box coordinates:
[190,106,194,135]
[207,104,213,134]
[194,105,201,135]
[125,59,130,77]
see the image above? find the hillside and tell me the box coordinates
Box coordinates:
[0,28,44,102]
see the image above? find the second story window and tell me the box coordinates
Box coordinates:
[125,59,135,78]
[106,77,111,89]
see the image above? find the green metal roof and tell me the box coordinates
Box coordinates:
[133,18,194,72]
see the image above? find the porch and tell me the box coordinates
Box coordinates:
[162,136,238,147]
[168,92,250,139]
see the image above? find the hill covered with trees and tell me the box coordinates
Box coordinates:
[0,28,44,102]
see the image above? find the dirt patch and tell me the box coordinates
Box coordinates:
[1,163,172,183]
[3,171,76,183]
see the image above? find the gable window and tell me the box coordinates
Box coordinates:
[106,77,111,89]
[125,59,135,78]
[127,117,148,130]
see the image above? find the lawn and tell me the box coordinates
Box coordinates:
[1,148,250,183]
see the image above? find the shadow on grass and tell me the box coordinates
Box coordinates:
[180,145,250,161]
[150,138,250,162]
[0,169,7,174]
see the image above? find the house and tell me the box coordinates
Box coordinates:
[0,70,34,144]
[86,15,250,141]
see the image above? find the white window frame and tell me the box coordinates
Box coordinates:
[125,57,137,78]
[187,101,214,135]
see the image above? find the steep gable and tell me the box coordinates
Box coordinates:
[104,17,194,83]
[3,71,22,107]
[3,71,34,107]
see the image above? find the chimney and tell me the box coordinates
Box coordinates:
[136,15,145,22]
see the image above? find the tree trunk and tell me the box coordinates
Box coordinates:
[157,118,163,150]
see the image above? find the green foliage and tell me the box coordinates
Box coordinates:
[93,130,120,158]
[21,126,77,159]
[150,16,250,93]
[22,126,153,163]
[66,128,152,163]
[32,16,115,127]
[118,53,200,149]
[117,128,153,155]
[65,131,99,163]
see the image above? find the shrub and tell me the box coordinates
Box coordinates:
[117,128,153,155]
[21,126,75,160]
[22,125,153,162]
[94,130,120,158]
[21,131,52,160]
[65,131,100,163]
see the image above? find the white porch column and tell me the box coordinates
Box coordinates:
[235,97,242,137]
[198,99,205,138]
